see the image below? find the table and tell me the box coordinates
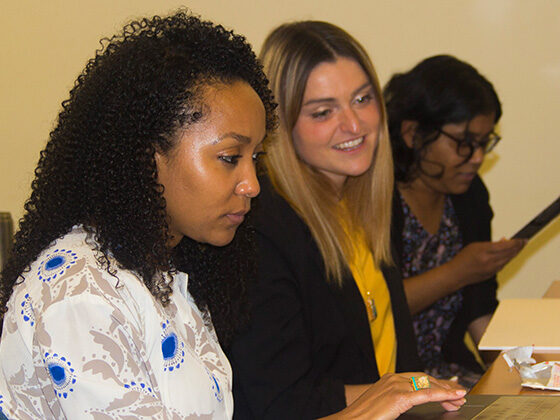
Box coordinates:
[470,353,560,395]
[470,280,560,396]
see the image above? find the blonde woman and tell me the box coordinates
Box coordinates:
[229,21,465,419]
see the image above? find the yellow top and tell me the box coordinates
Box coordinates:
[347,228,397,376]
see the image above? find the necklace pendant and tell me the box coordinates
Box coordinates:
[365,291,377,323]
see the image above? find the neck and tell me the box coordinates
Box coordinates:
[320,171,346,198]
[398,178,446,235]
[399,177,445,209]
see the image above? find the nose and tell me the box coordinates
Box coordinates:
[339,108,360,134]
[469,144,485,164]
[235,165,260,198]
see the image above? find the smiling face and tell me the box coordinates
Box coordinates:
[415,113,496,196]
[292,57,381,191]
[155,81,266,247]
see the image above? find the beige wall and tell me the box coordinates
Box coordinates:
[1,0,558,298]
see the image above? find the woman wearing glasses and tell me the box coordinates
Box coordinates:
[384,55,525,387]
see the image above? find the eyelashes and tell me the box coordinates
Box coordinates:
[355,93,373,105]
[311,109,331,119]
[218,155,241,165]
[219,151,266,166]
[309,92,375,120]
[252,151,267,162]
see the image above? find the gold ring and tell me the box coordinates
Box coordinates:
[410,375,431,391]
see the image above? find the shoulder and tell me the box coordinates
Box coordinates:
[449,175,493,243]
[251,175,325,280]
[467,175,489,200]
[2,227,146,361]
[254,176,301,222]
[391,187,405,224]
[24,226,97,288]
[452,175,490,206]
[253,175,310,242]
[450,175,492,218]
[14,226,139,315]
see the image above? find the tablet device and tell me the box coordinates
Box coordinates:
[511,195,560,240]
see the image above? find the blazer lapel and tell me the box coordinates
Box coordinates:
[305,214,379,377]
[330,269,380,376]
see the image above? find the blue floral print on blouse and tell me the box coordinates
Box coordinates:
[20,293,35,326]
[0,226,233,419]
[37,249,78,283]
[400,194,481,388]
[161,320,185,372]
[44,352,77,399]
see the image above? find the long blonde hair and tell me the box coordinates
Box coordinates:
[260,21,394,285]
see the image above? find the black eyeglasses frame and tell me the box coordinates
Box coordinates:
[437,128,501,159]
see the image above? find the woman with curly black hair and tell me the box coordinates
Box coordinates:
[0,10,275,419]
[384,55,525,387]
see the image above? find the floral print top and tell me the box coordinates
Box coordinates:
[0,226,232,419]
[399,194,481,388]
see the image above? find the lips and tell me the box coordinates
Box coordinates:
[225,210,248,225]
[333,136,364,151]
[457,172,476,181]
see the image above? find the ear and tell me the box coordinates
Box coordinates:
[154,150,167,178]
[400,120,418,149]
[154,150,163,167]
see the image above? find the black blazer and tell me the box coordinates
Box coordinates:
[230,177,421,419]
[391,175,498,372]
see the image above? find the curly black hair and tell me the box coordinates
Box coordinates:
[0,10,276,346]
[384,55,501,183]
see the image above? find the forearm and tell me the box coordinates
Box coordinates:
[403,260,468,315]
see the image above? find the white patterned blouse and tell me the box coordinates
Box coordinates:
[0,226,233,419]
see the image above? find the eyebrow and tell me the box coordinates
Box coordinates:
[449,128,496,139]
[301,82,373,107]
[214,132,252,145]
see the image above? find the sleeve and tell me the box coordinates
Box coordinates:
[444,177,499,368]
[459,176,498,324]
[230,232,347,420]
[382,262,423,372]
[445,278,498,372]
[34,280,174,419]
[461,278,498,324]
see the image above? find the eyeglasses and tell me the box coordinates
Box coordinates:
[437,128,501,158]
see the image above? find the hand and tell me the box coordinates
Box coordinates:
[327,373,466,420]
[450,239,526,287]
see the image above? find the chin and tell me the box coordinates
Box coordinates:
[344,164,371,178]
[448,182,472,195]
[205,230,237,247]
